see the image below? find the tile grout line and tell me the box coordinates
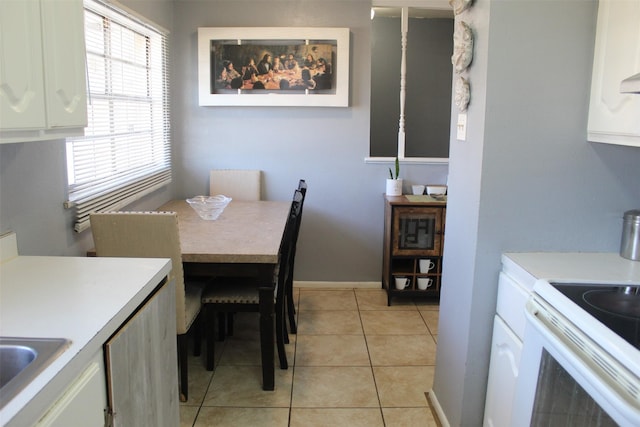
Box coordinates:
[353,288,389,426]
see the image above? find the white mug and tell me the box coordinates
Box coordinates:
[417,277,433,290]
[394,277,410,290]
[419,259,435,273]
[411,185,425,195]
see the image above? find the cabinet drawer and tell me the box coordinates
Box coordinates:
[496,272,529,340]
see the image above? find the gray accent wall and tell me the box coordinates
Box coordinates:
[167,0,447,282]
[434,0,640,425]
[0,0,447,279]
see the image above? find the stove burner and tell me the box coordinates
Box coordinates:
[583,287,640,320]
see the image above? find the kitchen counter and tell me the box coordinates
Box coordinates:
[502,252,640,291]
[0,255,171,426]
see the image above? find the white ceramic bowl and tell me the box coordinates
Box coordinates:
[426,185,447,196]
[186,195,232,220]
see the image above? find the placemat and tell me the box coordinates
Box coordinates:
[405,195,447,203]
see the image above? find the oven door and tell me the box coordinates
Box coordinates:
[512,296,640,426]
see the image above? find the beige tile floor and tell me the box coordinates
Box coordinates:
[180,288,440,427]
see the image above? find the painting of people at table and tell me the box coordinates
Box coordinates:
[210,41,336,92]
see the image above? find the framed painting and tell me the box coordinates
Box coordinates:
[198,27,350,107]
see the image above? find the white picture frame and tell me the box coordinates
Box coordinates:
[198,27,350,107]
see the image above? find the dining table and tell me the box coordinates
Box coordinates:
[157,198,291,390]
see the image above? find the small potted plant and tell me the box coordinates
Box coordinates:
[386,157,403,196]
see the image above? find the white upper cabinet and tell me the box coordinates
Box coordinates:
[0,0,87,144]
[587,0,640,147]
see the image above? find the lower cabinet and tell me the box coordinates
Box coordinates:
[33,278,178,427]
[35,352,107,427]
[483,314,523,426]
[105,278,179,427]
[382,195,446,305]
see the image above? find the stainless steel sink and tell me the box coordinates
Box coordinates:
[0,337,70,409]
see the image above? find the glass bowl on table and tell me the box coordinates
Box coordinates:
[186,195,232,220]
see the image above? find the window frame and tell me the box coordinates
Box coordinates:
[367,1,453,166]
[65,0,171,232]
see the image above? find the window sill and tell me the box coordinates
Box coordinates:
[364,157,449,165]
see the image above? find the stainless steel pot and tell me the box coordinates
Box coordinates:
[620,209,640,261]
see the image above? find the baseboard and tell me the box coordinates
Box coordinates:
[428,389,450,427]
[293,281,381,289]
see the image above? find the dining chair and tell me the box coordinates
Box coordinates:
[209,169,262,201]
[89,211,205,403]
[208,169,262,339]
[285,180,307,339]
[201,190,303,389]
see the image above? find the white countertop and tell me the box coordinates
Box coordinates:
[0,255,171,426]
[502,252,640,291]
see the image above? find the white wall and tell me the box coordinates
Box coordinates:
[433,0,640,425]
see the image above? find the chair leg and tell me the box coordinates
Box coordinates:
[283,315,290,345]
[193,313,201,357]
[275,299,288,370]
[227,312,235,336]
[178,334,188,402]
[206,307,216,371]
[217,312,226,341]
[286,282,297,334]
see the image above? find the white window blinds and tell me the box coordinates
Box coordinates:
[65,0,171,232]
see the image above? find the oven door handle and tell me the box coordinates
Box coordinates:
[525,296,640,424]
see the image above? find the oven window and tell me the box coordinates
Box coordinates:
[532,349,617,426]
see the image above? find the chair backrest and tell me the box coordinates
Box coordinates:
[209,169,262,201]
[89,211,190,334]
[295,179,307,234]
[280,190,304,288]
[297,179,307,198]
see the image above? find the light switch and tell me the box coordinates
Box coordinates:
[456,113,467,141]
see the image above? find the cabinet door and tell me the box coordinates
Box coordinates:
[587,0,640,147]
[41,0,87,128]
[483,316,523,427]
[35,352,107,427]
[392,206,443,256]
[105,280,179,427]
[0,0,47,130]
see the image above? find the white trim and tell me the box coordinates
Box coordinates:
[94,0,169,34]
[293,281,381,289]
[373,0,451,9]
[364,156,449,165]
[427,390,451,427]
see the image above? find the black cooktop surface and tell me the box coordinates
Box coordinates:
[551,283,639,351]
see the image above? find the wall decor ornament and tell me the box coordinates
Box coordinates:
[198,27,350,107]
[455,76,470,111]
[449,0,473,15]
[452,21,474,73]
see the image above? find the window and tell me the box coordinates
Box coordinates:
[65,0,171,232]
[368,5,453,164]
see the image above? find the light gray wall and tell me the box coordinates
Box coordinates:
[0,0,175,255]
[0,0,448,282]
[434,0,640,425]
[169,0,448,281]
